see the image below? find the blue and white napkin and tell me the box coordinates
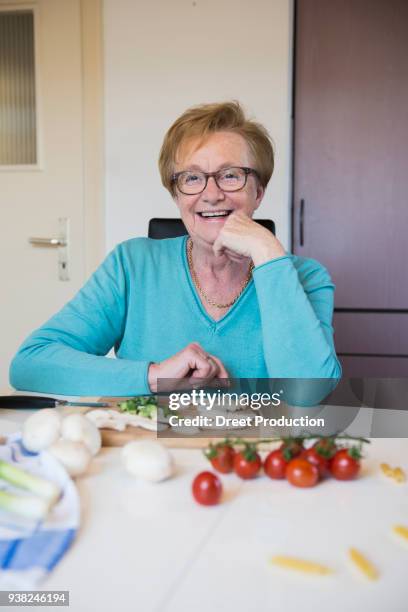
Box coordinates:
[0,434,80,588]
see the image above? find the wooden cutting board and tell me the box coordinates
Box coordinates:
[91,399,264,449]
[100,428,217,449]
[98,413,261,449]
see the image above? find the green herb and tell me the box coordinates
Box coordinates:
[118,396,158,420]
[118,396,180,421]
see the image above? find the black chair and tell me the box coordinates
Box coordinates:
[148,217,275,239]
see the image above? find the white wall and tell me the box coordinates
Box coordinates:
[103,0,293,252]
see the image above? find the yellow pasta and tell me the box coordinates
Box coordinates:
[393,525,408,541]
[270,555,333,575]
[380,463,406,482]
[393,467,406,482]
[349,548,379,581]
[380,462,392,476]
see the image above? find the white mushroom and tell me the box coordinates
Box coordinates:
[87,409,169,433]
[121,413,158,431]
[48,440,92,477]
[22,409,62,452]
[121,440,174,482]
[61,413,102,456]
[85,409,126,431]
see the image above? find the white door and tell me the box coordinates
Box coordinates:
[0,0,102,389]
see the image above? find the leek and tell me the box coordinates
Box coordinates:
[0,489,51,520]
[0,459,60,505]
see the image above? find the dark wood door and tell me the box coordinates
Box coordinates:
[293,0,408,376]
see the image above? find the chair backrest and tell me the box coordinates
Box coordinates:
[148,217,275,239]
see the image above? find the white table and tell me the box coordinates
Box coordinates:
[1,409,408,612]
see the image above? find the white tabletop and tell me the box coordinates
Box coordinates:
[1,411,408,612]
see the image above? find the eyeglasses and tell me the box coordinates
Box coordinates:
[171,166,259,195]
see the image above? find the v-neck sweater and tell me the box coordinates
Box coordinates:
[10,236,342,396]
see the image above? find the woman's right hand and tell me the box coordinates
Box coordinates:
[147,342,229,392]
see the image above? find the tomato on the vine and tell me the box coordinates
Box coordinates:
[302,447,330,478]
[205,442,235,474]
[192,471,222,505]
[280,438,304,461]
[329,448,361,480]
[313,437,337,459]
[233,446,262,479]
[285,458,319,488]
[264,449,288,479]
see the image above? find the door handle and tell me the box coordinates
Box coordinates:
[28,217,70,281]
[29,237,66,247]
[299,198,305,247]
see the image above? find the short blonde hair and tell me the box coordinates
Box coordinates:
[158,101,274,195]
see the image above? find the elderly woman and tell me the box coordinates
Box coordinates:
[10,102,341,396]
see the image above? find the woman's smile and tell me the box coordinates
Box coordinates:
[196,208,233,220]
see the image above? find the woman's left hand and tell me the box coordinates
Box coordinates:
[212,211,286,266]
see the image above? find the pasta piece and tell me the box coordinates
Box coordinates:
[393,467,406,482]
[393,525,408,541]
[270,555,333,575]
[380,463,406,482]
[380,463,392,476]
[349,548,379,581]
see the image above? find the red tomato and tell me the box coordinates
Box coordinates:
[264,449,288,479]
[280,438,304,460]
[329,449,360,480]
[192,472,222,505]
[303,447,330,478]
[233,450,262,479]
[313,438,337,459]
[285,458,319,488]
[207,443,235,474]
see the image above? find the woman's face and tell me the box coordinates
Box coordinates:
[173,131,264,247]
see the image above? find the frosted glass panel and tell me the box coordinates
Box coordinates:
[0,10,37,165]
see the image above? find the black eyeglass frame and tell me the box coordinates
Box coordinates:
[170,166,260,195]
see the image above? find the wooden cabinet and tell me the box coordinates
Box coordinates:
[292,0,408,375]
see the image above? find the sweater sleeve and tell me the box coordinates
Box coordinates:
[252,255,342,379]
[9,245,151,396]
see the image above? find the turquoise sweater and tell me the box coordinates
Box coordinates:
[9,236,341,396]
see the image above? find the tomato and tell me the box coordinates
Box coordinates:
[280,438,304,460]
[329,448,360,480]
[206,443,235,474]
[303,447,330,478]
[233,450,262,479]
[192,471,222,505]
[285,458,319,488]
[313,437,337,459]
[264,449,288,479]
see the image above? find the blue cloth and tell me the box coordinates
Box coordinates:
[10,236,341,396]
[0,435,79,588]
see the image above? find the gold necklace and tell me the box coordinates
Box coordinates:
[187,238,254,309]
